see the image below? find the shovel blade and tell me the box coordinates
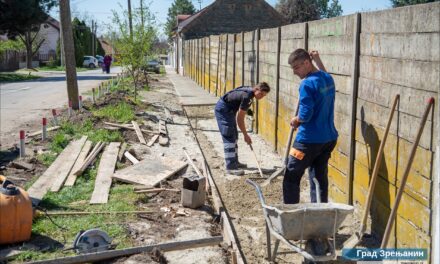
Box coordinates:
[343,232,362,249]
[260,167,285,187]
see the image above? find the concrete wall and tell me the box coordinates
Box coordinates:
[182,2,439,256]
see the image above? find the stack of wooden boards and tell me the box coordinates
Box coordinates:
[104,115,169,147]
[27,136,188,206]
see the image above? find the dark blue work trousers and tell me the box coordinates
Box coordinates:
[283,140,337,204]
[215,99,239,170]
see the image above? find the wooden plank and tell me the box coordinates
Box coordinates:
[132,121,147,145]
[27,236,223,264]
[27,136,87,205]
[159,120,169,146]
[147,134,159,147]
[51,136,88,192]
[134,188,180,194]
[124,151,139,164]
[64,140,93,186]
[90,142,121,204]
[104,122,153,134]
[10,161,34,171]
[73,142,105,176]
[112,156,188,187]
[28,126,60,137]
[118,142,127,161]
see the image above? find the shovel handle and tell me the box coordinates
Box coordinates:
[359,94,400,235]
[381,97,434,248]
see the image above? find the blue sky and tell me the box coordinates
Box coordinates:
[63,0,392,36]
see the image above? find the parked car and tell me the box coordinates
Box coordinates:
[95,55,104,66]
[83,56,98,68]
[144,59,161,74]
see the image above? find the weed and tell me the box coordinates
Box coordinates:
[36,152,57,167]
[16,167,138,262]
[92,102,135,123]
[0,73,41,83]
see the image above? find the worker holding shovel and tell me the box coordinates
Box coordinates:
[215,82,270,176]
[284,49,338,204]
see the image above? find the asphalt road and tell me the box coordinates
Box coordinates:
[0,67,122,149]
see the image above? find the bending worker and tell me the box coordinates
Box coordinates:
[215,82,270,176]
[284,49,338,204]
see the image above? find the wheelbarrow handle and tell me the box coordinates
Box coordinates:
[246,179,267,207]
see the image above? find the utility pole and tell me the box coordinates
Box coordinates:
[140,0,144,29]
[59,11,65,67]
[92,19,96,57]
[59,0,79,110]
[127,0,133,38]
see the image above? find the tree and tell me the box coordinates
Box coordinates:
[390,0,438,7]
[72,18,93,66]
[275,0,343,24]
[0,0,57,68]
[111,0,158,100]
[165,0,196,41]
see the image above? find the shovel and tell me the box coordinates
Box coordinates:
[381,97,434,248]
[343,94,400,249]
[249,143,264,178]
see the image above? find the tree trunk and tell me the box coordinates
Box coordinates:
[60,0,79,110]
[25,32,33,69]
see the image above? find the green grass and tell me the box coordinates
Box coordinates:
[35,119,122,167]
[159,66,166,75]
[93,102,135,123]
[14,167,139,262]
[37,66,89,72]
[0,72,41,83]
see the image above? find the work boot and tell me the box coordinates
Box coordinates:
[226,169,244,176]
[236,161,248,169]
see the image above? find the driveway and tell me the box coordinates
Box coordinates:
[0,67,122,149]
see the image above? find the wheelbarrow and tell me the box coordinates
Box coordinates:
[246,179,354,262]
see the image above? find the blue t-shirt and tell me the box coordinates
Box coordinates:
[295,70,338,143]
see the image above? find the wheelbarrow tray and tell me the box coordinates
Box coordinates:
[263,202,353,240]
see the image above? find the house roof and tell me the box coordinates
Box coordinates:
[177,5,212,33]
[177,15,191,23]
[175,0,286,38]
[46,16,60,31]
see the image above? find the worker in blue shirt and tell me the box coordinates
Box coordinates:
[284,49,338,204]
[215,82,270,176]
